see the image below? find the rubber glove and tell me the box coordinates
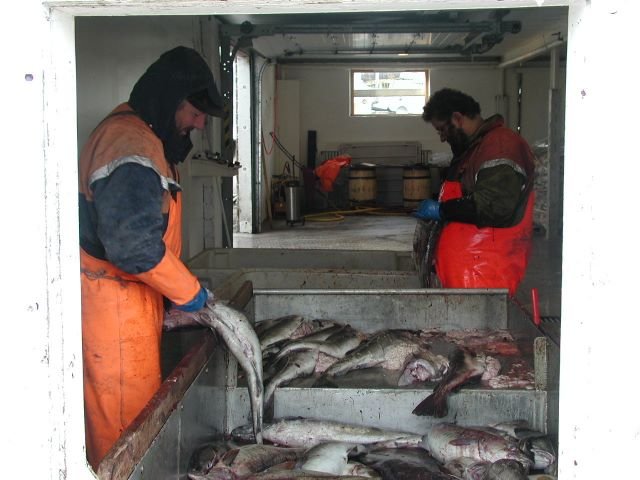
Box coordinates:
[174,285,209,312]
[414,199,442,221]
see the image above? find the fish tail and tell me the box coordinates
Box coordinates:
[411,388,448,417]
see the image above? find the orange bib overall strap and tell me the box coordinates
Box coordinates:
[81,190,195,469]
[435,180,534,296]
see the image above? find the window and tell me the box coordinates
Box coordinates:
[351,70,428,116]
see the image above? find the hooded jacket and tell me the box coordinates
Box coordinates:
[79,46,222,278]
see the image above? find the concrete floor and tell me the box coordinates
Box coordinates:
[234,213,562,319]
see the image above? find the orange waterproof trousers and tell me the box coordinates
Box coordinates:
[81,254,164,469]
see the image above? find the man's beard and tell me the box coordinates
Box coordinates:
[163,126,193,164]
[448,127,471,157]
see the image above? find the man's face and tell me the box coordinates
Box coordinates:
[431,115,470,157]
[175,100,207,136]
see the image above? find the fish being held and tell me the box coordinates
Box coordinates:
[199,301,264,443]
[232,418,422,449]
[412,347,499,417]
[413,218,442,288]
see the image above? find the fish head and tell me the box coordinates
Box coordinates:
[193,466,238,480]
[231,424,257,443]
[483,459,528,480]
[188,442,231,477]
[398,358,439,386]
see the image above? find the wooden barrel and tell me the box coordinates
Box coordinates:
[403,165,431,208]
[349,165,377,205]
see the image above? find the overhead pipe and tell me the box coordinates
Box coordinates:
[498,39,565,68]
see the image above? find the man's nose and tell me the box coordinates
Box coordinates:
[193,115,207,130]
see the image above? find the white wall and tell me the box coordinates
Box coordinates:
[279,63,562,161]
[75,15,224,258]
[505,65,567,145]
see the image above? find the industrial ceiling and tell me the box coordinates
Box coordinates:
[217,7,568,65]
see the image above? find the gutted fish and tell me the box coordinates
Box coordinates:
[258,315,306,350]
[245,470,371,479]
[356,447,444,476]
[443,456,490,480]
[483,459,528,480]
[276,325,365,361]
[398,351,449,386]
[205,444,305,478]
[420,423,533,471]
[412,348,496,418]
[298,442,364,475]
[232,418,422,449]
[264,350,319,408]
[187,441,233,479]
[326,329,431,377]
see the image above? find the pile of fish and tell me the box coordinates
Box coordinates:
[187,417,557,479]
[255,315,534,417]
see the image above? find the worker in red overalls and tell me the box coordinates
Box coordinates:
[414,88,535,296]
[78,46,224,469]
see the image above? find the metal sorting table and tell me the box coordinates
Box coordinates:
[187,247,415,272]
[194,268,422,298]
[99,285,559,480]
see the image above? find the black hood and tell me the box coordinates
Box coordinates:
[128,46,223,162]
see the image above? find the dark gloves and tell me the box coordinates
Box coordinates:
[175,285,209,312]
[414,199,442,221]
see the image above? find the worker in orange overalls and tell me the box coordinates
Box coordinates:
[78,46,224,469]
[414,88,535,296]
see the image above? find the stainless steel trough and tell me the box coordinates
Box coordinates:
[194,267,422,299]
[187,247,414,272]
[98,283,559,480]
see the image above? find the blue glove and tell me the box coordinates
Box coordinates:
[175,286,208,312]
[414,199,442,221]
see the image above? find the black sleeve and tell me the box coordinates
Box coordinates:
[441,164,526,228]
[440,196,478,224]
[92,162,167,274]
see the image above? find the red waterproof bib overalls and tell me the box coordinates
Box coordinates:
[435,180,534,297]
